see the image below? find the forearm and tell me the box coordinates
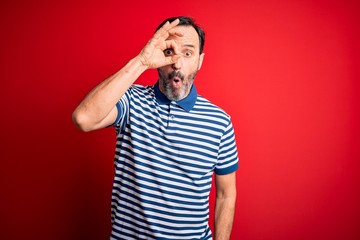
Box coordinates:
[73,56,147,131]
[214,195,236,240]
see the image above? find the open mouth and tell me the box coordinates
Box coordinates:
[169,77,181,88]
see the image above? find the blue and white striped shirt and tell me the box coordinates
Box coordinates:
[110,82,238,240]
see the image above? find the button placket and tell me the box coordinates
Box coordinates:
[168,101,176,126]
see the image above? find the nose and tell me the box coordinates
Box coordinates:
[172,56,183,70]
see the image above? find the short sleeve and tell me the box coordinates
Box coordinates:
[215,120,239,175]
[112,87,131,132]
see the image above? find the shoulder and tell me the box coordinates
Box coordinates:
[194,95,231,121]
[129,84,153,93]
[190,95,234,133]
[127,84,155,98]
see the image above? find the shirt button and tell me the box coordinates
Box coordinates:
[170,115,175,120]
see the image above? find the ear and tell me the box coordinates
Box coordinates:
[198,53,205,70]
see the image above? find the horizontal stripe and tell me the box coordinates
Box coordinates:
[112,189,209,214]
[117,173,211,200]
[111,84,238,239]
[111,186,209,210]
[115,167,212,193]
[116,145,216,177]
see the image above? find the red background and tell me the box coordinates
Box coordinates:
[1,0,359,239]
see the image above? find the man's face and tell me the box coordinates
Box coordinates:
[158,25,205,101]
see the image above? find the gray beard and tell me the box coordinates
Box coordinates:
[158,70,198,101]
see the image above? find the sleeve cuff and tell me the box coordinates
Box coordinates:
[215,163,239,175]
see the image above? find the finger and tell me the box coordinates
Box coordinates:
[156,19,180,39]
[168,28,184,38]
[162,19,181,38]
[168,18,180,29]
[165,39,180,55]
[153,21,170,39]
[161,19,180,32]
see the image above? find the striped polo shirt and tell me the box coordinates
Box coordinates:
[110,81,239,240]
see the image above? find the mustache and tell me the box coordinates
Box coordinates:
[168,71,185,81]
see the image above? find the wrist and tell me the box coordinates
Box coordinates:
[126,55,149,74]
[135,53,151,70]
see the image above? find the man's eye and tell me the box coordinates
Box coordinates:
[164,49,174,56]
[184,51,192,57]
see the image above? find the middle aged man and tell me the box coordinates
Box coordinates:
[73,16,239,240]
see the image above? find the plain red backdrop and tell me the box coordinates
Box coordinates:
[1,0,359,239]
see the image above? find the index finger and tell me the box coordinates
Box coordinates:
[168,28,184,38]
[155,19,181,39]
[168,18,180,29]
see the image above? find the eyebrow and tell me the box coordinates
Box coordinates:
[182,44,195,49]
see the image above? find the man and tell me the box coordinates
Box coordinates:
[73,16,238,240]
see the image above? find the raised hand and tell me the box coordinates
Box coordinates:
[138,19,183,69]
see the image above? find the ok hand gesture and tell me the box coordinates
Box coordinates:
[138,19,183,69]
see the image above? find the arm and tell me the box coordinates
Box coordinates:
[72,19,182,132]
[214,171,237,240]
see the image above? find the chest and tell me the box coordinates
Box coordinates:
[125,100,222,178]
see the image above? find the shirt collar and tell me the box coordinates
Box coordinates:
[154,81,197,112]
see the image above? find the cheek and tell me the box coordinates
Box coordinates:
[158,67,169,77]
[184,59,199,72]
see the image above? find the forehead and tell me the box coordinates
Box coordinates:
[168,25,200,49]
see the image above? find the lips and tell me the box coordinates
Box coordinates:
[170,77,181,88]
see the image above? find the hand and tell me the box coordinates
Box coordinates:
[138,19,183,69]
